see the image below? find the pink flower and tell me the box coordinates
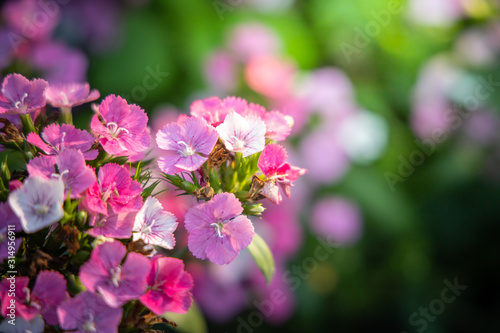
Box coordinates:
[132,197,178,250]
[312,197,363,245]
[0,271,67,325]
[229,23,281,62]
[139,256,193,315]
[45,82,100,108]
[27,149,96,198]
[184,193,255,265]
[0,73,48,115]
[216,112,266,157]
[82,163,143,215]
[156,116,218,174]
[57,291,122,333]
[190,96,226,127]
[0,202,22,261]
[91,94,151,156]
[204,51,237,93]
[79,241,151,308]
[27,123,98,160]
[244,55,295,99]
[263,111,292,141]
[87,207,135,239]
[258,144,306,204]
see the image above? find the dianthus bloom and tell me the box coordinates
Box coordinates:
[140,256,193,315]
[0,73,48,115]
[82,163,143,215]
[156,116,218,174]
[27,149,96,198]
[79,241,151,308]
[184,193,255,265]
[8,177,65,233]
[27,123,98,160]
[87,207,135,239]
[258,144,307,204]
[45,82,100,108]
[0,271,67,325]
[91,94,151,156]
[216,112,266,157]
[132,197,178,250]
[57,291,122,333]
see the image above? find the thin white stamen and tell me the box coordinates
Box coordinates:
[178,141,195,157]
[109,266,122,288]
[210,222,225,238]
[107,122,129,138]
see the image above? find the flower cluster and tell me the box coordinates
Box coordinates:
[0,73,305,331]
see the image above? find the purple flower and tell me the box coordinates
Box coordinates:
[184,193,255,265]
[81,163,143,216]
[312,197,363,245]
[132,197,178,250]
[79,241,151,307]
[57,291,122,333]
[0,74,48,115]
[156,116,218,174]
[45,82,100,108]
[27,123,98,160]
[88,207,135,239]
[0,271,67,325]
[8,177,65,233]
[0,202,22,261]
[27,149,96,198]
[216,112,266,157]
[91,94,151,156]
[139,256,194,315]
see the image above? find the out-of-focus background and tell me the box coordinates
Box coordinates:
[2,0,500,332]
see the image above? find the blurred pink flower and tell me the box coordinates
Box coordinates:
[204,51,237,93]
[264,111,292,141]
[408,0,466,26]
[79,241,151,308]
[217,112,266,157]
[57,291,122,333]
[245,55,295,99]
[27,123,98,160]
[82,163,143,216]
[0,73,48,115]
[229,23,281,62]
[45,82,100,108]
[157,116,218,174]
[184,193,255,265]
[91,94,151,157]
[312,197,363,245]
[140,256,194,315]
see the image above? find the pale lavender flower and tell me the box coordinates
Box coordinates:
[216,112,266,157]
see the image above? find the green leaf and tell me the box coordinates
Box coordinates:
[163,302,207,333]
[247,233,275,284]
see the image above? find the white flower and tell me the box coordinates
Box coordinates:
[216,112,266,157]
[8,177,65,233]
[132,197,178,250]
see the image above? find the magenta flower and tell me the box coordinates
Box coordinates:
[132,197,178,250]
[8,177,65,233]
[140,256,193,315]
[184,193,255,265]
[258,144,306,204]
[0,74,48,115]
[82,163,143,215]
[27,149,96,198]
[88,207,135,239]
[57,291,122,333]
[0,271,67,325]
[27,123,98,160]
[190,97,226,127]
[216,112,266,157]
[45,82,100,108]
[156,116,218,174]
[91,94,151,156]
[0,202,22,261]
[79,241,151,307]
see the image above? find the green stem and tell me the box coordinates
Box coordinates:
[60,107,73,124]
[19,114,36,134]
